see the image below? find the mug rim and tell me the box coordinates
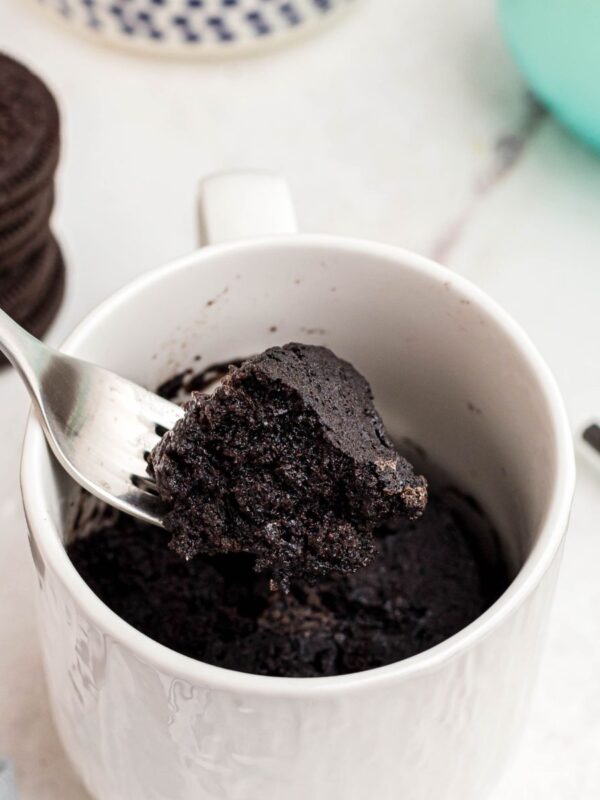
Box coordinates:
[20,234,576,697]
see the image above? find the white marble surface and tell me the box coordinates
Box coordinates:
[0,0,599,797]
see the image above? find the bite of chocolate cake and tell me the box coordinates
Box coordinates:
[148,343,427,589]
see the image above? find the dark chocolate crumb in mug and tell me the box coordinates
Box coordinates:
[67,357,509,678]
[147,344,428,590]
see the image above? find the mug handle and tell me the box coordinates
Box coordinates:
[197,171,298,246]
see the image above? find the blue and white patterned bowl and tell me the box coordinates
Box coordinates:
[37,0,358,57]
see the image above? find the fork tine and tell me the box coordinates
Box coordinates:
[121,487,168,524]
[146,398,185,430]
[142,431,162,453]
[131,474,159,493]
[24,350,186,528]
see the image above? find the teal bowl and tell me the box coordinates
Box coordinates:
[499,0,600,152]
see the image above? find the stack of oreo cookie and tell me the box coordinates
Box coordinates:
[0,53,65,357]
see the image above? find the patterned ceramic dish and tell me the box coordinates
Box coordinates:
[36,0,359,57]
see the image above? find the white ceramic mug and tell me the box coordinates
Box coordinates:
[20,172,575,800]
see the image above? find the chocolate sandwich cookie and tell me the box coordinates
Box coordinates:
[0,235,62,319]
[0,185,54,269]
[0,54,60,208]
[18,251,65,338]
[0,240,65,367]
[0,224,51,275]
[0,180,53,232]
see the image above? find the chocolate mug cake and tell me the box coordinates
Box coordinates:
[67,348,508,678]
[148,344,428,589]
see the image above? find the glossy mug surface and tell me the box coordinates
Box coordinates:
[21,173,575,800]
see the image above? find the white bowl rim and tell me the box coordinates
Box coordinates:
[20,233,576,698]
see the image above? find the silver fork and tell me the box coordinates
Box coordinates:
[0,308,184,526]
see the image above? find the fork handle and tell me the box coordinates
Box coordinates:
[0,307,53,398]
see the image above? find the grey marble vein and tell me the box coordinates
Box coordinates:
[431,95,546,265]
